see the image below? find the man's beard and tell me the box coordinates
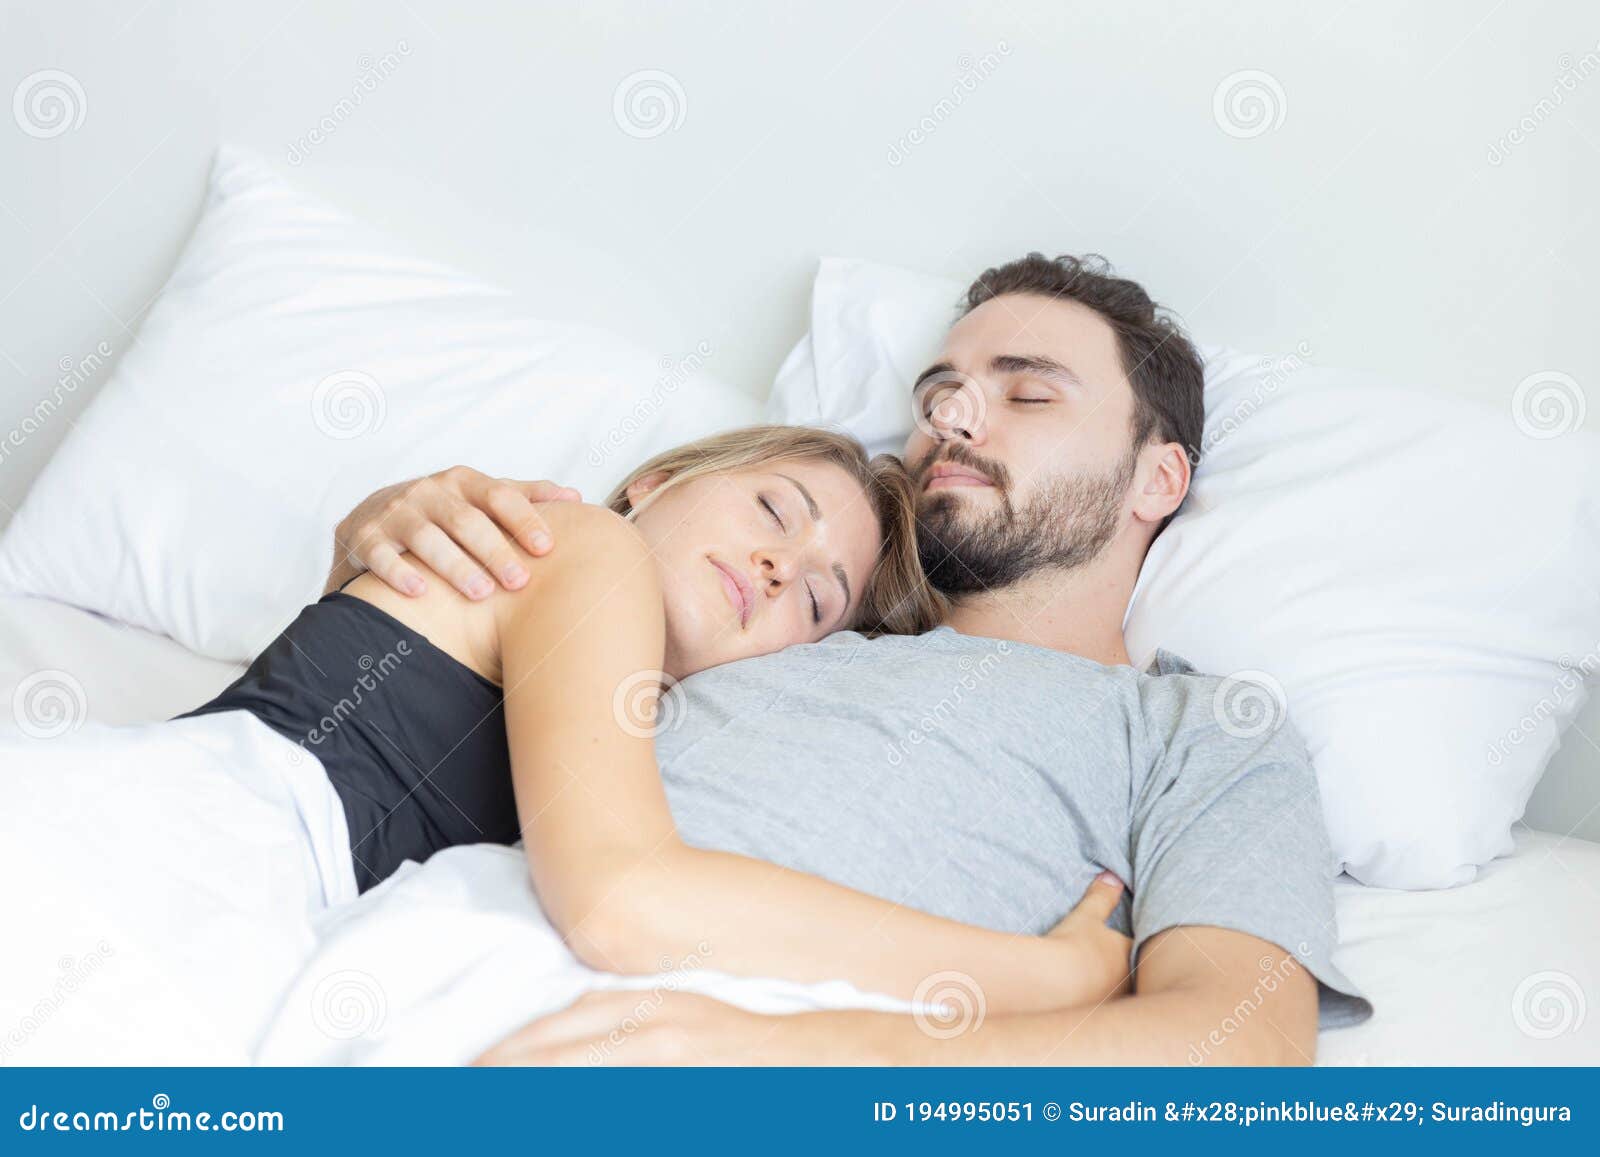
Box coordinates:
[914,443,1138,597]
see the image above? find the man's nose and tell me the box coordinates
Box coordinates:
[928,382,988,446]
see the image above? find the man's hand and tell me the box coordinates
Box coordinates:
[474,989,816,1066]
[475,875,1140,1068]
[329,466,582,598]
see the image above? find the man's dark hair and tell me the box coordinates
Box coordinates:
[962,253,1206,471]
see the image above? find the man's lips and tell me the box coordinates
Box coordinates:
[923,463,994,491]
[710,557,753,628]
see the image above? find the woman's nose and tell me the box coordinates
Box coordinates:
[755,548,798,590]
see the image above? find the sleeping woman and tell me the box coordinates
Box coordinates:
[1,425,1129,1056]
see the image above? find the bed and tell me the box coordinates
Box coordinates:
[3,591,1594,1065]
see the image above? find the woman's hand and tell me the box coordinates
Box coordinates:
[327,466,582,598]
[1043,871,1135,1007]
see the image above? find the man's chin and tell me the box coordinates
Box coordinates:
[917,487,997,521]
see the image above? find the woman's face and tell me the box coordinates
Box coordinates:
[626,458,884,677]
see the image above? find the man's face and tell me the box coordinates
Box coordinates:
[902,293,1143,596]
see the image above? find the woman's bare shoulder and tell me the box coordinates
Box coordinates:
[497,502,660,612]
[338,505,653,684]
[493,502,666,674]
[529,501,648,559]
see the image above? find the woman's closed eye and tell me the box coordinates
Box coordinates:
[758,493,787,532]
[804,580,821,625]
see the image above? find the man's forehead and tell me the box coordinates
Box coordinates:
[939,293,1124,381]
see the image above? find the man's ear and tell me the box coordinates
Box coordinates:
[624,470,672,510]
[1132,442,1192,525]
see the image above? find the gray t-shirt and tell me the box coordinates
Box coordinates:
[656,626,1370,1029]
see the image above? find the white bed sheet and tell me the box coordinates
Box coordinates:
[3,594,1595,1064]
[0,593,238,731]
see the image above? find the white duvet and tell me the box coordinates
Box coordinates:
[257,846,914,1065]
[0,712,908,1067]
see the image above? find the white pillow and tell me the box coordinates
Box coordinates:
[769,258,964,457]
[770,257,1600,889]
[0,148,759,661]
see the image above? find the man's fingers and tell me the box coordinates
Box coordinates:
[361,541,426,597]
[406,522,495,599]
[474,991,637,1065]
[482,483,554,564]
[334,469,581,601]
[435,499,531,589]
[515,479,582,504]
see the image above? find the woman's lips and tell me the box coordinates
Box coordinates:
[710,558,753,628]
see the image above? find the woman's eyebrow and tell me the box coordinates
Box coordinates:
[831,562,851,623]
[775,472,822,521]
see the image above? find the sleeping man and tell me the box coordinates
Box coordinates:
[332,252,1371,1063]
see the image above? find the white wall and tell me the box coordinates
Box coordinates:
[1,0,1596,837]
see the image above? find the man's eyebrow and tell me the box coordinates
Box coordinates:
[912,361,957,392]
[991,353,1081,386]
[776,473,822,520]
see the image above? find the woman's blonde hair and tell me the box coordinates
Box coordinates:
[605,425,944,637]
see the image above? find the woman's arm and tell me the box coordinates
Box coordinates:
[496,504,1124,1015]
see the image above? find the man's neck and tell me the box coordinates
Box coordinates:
[939,539,1144,667]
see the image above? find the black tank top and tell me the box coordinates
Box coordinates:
[182,591,518,891]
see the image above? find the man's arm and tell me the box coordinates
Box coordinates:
[855,925,1318,1064]
[327,466,581,597]
[476,925,1318,1066]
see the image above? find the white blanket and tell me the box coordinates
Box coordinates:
[0,712,909,1066]
[256,845,914,1065]
[0,714,354,1064]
